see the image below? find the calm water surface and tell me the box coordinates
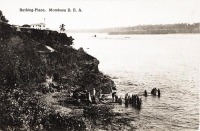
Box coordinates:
[69,33,200,130]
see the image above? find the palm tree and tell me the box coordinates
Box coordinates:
[59,24,65,33]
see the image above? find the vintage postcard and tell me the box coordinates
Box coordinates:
[0,0,199,130]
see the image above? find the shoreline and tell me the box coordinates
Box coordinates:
[39,90,137,130]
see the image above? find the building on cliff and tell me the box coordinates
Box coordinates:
[15,23,47,31]
[30,23,46,30]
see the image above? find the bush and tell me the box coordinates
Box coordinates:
[83,105,113,125]
[47,113,86,131]
[0,89,50,130]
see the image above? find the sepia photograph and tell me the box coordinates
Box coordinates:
[0,0,199,130]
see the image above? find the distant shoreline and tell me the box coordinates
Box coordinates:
[108,32,200,35]
[67,23,200,34]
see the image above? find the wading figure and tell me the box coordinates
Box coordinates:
[137,97,142,110]
[151,88,156,96]
[135,95,139,106]
[158,89,160,97]
[125,93,129,107]
[144,90,147,97]
[151,88,154,95]
[154,88,157,96]
[118,97,122,105]
[128,95,132,104]
[132,95,136,107]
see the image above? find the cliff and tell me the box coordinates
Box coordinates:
[0,22,115,94]
[0,19,116,130]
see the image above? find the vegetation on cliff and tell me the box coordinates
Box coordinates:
[0,11,115,130]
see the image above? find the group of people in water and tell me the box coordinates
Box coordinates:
[112,88,161,110]
[71,87,161,110]
[144,88,161,97]
[125,93,142,109]
[112,92,142,110]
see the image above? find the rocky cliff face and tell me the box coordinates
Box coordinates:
[0,22,115,94]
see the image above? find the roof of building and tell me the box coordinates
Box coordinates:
[22,24,31,27]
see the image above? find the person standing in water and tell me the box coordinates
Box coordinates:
[125,93,129,107]
[158,89,161,97]
[154,88,157,96]
[151,88,154,95]
[144,90,147,97]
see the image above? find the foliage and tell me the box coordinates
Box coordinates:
[0,88,49,130]
[0,88,86,130]
[0,12,115,130]
[0,10,8,23]
[19,29,74,46]
[83,105,113,125]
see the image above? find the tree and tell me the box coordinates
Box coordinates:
[59,24,65,33]
[0,10,9,23]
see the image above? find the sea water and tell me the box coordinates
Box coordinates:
[69,33,200,130]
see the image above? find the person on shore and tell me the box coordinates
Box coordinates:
[158,89,160,97]
[115,95,119,103]
[112,92,116,100]
[99,89,102,99]
[92,95,97,104]
[86,90,92,105]
[144,90,147,97]
[93,88,96,96]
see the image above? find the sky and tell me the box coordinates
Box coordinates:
[0,0,200,30]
